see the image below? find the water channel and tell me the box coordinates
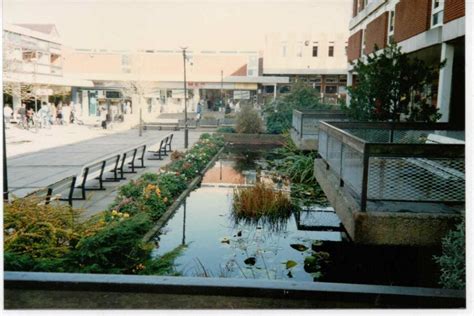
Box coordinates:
[152,146,441,287]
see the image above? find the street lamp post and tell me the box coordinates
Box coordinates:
[31,57,38,112]
[181,47,189,149]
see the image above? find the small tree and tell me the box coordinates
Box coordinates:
[263,82,330,134]
[120,81,159,135]
[235,104,264,134]
[348,44,443,122]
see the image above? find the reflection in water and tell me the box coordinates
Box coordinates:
[153,188,318,280]
[152,149,342,281]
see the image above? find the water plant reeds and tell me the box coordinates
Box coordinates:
[232,182,293,221]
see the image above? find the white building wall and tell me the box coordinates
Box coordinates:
[263,31,348,75]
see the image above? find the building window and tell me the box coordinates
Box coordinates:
[328,46,334,57]
[296,42,303,57]
[312,46,318,57]
[325,76,338,84]
[361,29,366,56]
[314,85,321,93]
[388,10,395,44]
[431,0,444,28]
[264,85,275,94]
[279,85,290,94]
[325,85,338,94]
[281,42,287,57]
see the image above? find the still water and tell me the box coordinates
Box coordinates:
[152,150,342,281]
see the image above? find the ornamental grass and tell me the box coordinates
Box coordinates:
[232,182,293,220]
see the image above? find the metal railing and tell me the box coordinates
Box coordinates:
[318,122,465,212]
[292,109,347,140]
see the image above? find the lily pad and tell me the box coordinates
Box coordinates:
[290,244,308,252]
[285,260,298,269]
[244,257,256,266]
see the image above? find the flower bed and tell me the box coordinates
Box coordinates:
[4,133,225,275]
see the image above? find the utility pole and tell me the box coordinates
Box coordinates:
[3,112,9,202]
[181,47,189,149]
[220,70,224,107]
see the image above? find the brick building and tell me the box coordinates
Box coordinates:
[347,0,465,126]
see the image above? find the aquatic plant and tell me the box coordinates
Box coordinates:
[232,183,293,220]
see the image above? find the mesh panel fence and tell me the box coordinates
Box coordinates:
[341,144,364,196]
[368,157,465,202]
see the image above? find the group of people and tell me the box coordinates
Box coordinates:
[3,101,83,129]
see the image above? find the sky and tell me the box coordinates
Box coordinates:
[3,0,351,51]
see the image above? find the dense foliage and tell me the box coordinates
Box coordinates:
[266,136,328,206]
[235,104,264,134]
[348,44,442,122]
[434,219,465,289]
[4,133,225,274]
[263,82,332,134]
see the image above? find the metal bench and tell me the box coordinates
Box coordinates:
[165,133,173,153]
[117,147,139,178]
[25,176,77,206]
[144,119,179,131]
[134,144,147,169]
[148,135,169,160]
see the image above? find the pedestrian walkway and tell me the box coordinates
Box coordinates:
[7,129,204,219]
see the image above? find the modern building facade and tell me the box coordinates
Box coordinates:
[263,32,349,104]
[62,48,288,117]
[2,23,93,109]
[347,0,465,126]
[262,0,351,105]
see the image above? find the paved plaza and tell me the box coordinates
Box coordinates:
[5,125,203,218]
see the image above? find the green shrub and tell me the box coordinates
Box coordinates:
[216,126,235,133]
[434,219,465,289]
[67,213,154,274]
[235,105,264,134]
[263,83,329,134]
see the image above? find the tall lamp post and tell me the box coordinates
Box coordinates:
[30,57,38,112]
[181,47,189,149]
[3,112,8,202]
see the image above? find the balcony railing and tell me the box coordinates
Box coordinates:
[317,121,465,212]
[292,109,347,141]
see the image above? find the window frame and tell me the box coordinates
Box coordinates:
[312,46,318,57]
[431,0,444,28]
[328,45,334,57]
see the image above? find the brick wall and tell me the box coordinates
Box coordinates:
[444,0,465,23]
[394,0,432,43]
[347,30,363,62]
[365,12,388,54]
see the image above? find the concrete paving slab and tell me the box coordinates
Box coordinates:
[6,128,205,219]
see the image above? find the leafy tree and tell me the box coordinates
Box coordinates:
[235,104,264,134]
[348,44,443,122]
[263,82,330,134]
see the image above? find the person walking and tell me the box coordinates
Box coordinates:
[18,103,26,126]
[4,104,13,128]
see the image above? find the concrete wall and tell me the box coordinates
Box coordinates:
[314,158,462,246]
